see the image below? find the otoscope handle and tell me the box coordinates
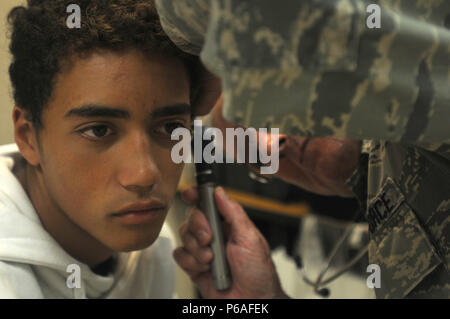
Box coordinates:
[197,182,231,290]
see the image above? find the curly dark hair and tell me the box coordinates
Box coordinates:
[8,0,200,129]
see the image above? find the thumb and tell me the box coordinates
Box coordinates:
[214,187,257,246]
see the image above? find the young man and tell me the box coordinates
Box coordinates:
[0,0,199,298]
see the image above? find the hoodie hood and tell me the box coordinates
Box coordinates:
[0,144,119,298]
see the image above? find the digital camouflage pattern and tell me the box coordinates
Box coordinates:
[155,0,450,298]
[350,140,450,298]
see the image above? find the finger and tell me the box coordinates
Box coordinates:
[186,208,212,247]
[173,247,211,274]
[181,187,199,205]
[180,229,200,253]
[214,187,263,247]
[214,187,251,230]
[179,212,208,248]
[180,229,214,264]
[179,209,214,262]
[180,222,214,265]
[197,247,214,264]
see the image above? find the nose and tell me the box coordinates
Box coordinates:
[117,132,159,196]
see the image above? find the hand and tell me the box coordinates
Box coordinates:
[174,186,288,299]
[211,99,361,197]
[274,136,361,197]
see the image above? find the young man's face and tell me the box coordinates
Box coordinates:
[32,49,190,252]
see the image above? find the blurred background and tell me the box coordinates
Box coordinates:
[0,1,18,145]
[0,0,374,299]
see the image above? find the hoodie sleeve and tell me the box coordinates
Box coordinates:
[0,261,44,298]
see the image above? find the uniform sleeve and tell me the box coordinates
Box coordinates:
[156,0,450,144]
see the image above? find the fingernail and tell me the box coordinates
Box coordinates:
[217,186,227,199]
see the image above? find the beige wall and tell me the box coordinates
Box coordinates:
[0,1,25,145]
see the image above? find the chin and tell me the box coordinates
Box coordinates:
[106,231,161,252]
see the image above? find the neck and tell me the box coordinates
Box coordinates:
[18,163,113,267]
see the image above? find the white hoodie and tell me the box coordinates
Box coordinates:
[0,144,176,299]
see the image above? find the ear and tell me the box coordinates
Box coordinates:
[12,106,41,166]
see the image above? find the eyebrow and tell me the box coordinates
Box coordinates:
[151,103,191,119]
[64,103,191,119]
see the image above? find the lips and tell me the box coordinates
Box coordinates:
[114,200,166,214]
[112,201,167,225]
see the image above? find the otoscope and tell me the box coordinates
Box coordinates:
[191,121,232,290]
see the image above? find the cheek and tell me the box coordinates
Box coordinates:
[165,159,184,183]
[42,148,110,213]
[157,150,184,191]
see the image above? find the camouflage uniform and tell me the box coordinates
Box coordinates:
[155,0,450,298]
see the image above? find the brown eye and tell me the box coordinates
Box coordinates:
[164,122,185,135]
[155,121,187,137]
[80,125,113,139]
